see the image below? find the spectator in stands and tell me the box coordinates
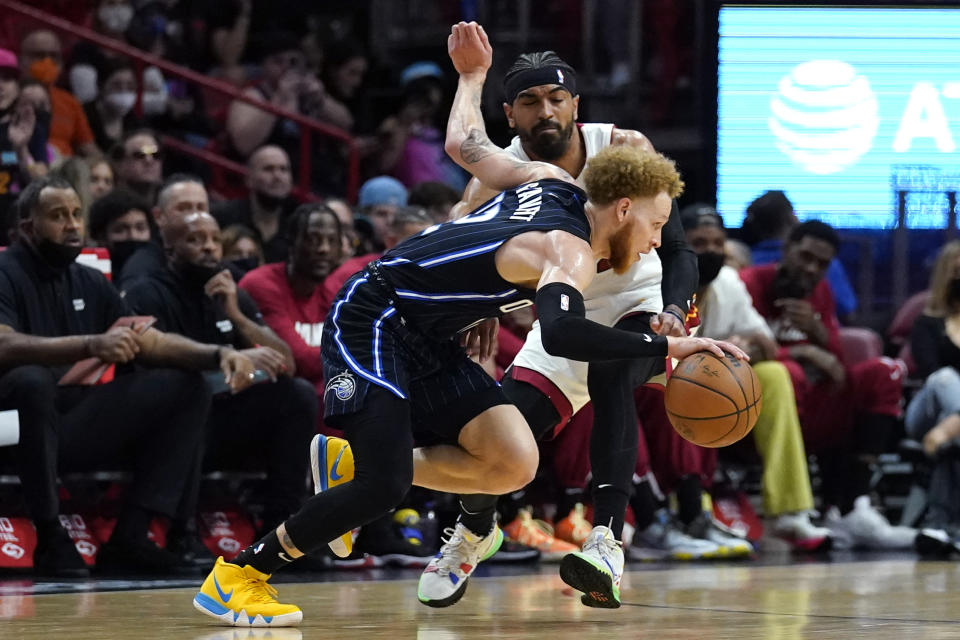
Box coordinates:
[906,240,960,454]
[323,196,356,258]
[87,187,156,276]
[742,190,858,319]
[226,31,351,159]
[0,176,257,576]
[193,0,252,84]
[724,237,752,271]
[680,204,832,550]
[239,203,343,396]
[125,209,317,535]
[211,145,295,263]
[111,129,163,203]
[16,79,54,166]
[83,58,146,153]
[322,205,432,302]
[117,172,206,289]
[320,39,368,127]
[89,157,115,200]
[19,30,99,158]
[221,224,264,275]
[355,175,407,252]
[740,221,913,549]
[408,180,461,224]
[67,0,137,103]
[0,51,49,226]
[377,62,466,191]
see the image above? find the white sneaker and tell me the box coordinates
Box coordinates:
[629,509,722,561]
[685,511,754,557]
[417,522,503,608]
[826,496,918,550]
[559,526,624,609]
[771,512,832,552]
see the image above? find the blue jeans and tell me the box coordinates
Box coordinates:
[905,367,960,440]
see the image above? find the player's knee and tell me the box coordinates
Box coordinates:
[492,431,539,492]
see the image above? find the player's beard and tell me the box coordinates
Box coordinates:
[518,119,576,161]
[608,219,637,275]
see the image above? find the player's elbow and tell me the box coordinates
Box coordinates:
[444,137,464,165]
[539,323,570,358]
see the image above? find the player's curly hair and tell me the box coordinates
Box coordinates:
[582,146,684,206]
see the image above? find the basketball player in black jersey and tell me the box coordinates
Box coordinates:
[192,22,746,627]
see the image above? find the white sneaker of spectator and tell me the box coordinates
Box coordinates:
[629,509,722,561]
[684,511,754,557]
[825,496,918,550]
[770,511,832,551]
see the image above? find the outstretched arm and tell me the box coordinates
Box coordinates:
[529,232,748,363]
[445,22,566,191]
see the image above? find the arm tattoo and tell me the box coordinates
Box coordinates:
[460,128,495,164]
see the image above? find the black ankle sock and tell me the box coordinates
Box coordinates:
[677,474,703,525]
[630,479,658,530]
[496,489,526,525]
[459,494,498,537]
[592,485,629,539]
[232,528,295,574]
[839,459,875,515]
[557,488,586,519]
[112,506,151,544]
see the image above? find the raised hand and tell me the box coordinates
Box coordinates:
[447,21,492,76]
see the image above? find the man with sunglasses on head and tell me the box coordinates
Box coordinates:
[112,129,164,204]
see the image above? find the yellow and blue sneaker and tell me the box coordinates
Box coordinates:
[193,557,302,627]
[310,434,355,557]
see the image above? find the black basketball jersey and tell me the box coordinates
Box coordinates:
[377,178,591,340]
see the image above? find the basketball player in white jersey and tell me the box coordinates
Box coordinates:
[419,49,711,610]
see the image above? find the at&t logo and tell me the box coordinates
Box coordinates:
[769,60,879,174]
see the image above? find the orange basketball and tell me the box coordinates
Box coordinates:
[664,351,762,448]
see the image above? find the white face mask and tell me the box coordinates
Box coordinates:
[142,91,167,116]
[98,4,134,33]
[104,91,136,115]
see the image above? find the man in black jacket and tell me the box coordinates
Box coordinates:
[0,176,257,576]
[125,210,317,535]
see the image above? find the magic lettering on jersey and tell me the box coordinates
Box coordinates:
[508,182,543,222]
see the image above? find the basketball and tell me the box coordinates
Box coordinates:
[665,351,762,448]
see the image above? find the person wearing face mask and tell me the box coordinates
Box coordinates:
[221,225,264,276]
[19,30,99,158]
[0,51,50,235]
[211,145,296,263]
[87,187,157,279]
[124,208,318,544]
[68,0,136,104]
[741,221,911,550]
[83,58,144,153]
[115,173,204,292]
[0,176,259,576]
[673,204,832,550]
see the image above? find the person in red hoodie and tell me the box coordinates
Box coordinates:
[239,203,343,396]
[739,220,912,550]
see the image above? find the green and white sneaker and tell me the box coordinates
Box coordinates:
[559,525,624,609]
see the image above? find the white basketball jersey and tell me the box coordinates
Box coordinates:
[507,123,664,414]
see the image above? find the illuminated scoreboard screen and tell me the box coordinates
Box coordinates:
[717,5,960,229]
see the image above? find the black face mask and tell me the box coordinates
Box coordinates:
[228,256,260,275]
[697,251,725,287]
[949,277,960,303]
[34,238,82,269]
[109,240,150,276]
[176,260,224,289]
[254,191,286,211]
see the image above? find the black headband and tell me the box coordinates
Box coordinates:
[504,66,577,103]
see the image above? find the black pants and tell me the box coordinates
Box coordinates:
[285,386,414,552]
[0,366,210,523]
[203,376,318,526]
[503,313,664,495]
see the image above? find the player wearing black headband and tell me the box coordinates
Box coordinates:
[422,34,727,610]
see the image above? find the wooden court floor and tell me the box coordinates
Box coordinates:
[3,560,960,639]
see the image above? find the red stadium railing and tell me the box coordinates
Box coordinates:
[0,0,360,202]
